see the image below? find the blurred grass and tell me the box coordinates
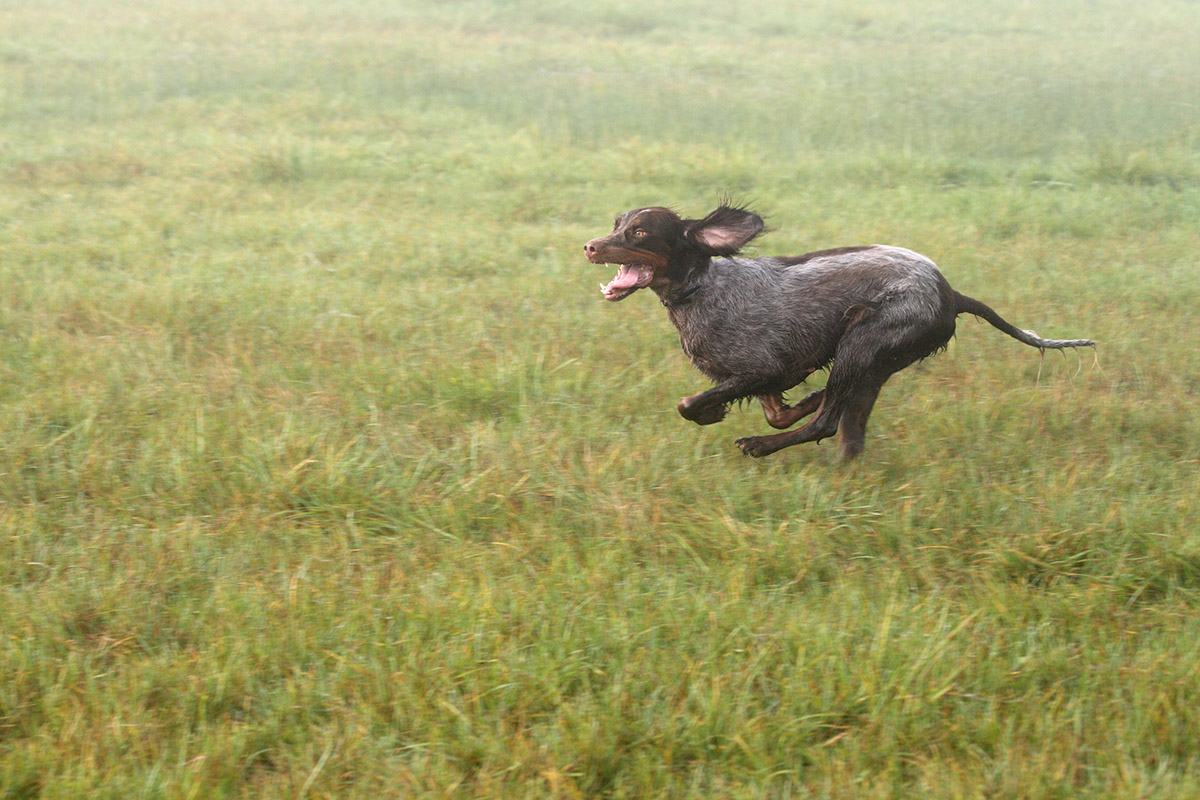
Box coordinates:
[2,0,1200,797]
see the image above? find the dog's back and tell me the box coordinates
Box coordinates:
[667,246,955,391]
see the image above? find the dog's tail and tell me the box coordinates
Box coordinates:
[953,291,1095,350]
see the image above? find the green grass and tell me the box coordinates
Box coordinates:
[2,0,1200,797]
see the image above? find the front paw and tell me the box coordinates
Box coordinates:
[678,398,726,425]
[736,436,775,458]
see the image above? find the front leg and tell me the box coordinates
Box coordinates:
[677,380,745,426]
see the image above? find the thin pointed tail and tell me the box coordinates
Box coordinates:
[953,291,1095,350]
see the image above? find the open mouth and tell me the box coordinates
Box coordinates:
[600,263,654,301]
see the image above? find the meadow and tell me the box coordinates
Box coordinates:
[2,0,1200,796]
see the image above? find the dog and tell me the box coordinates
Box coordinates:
[583,204,1094,459]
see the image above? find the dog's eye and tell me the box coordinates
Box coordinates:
[633,228,646,237]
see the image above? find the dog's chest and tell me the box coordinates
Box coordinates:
[669,302,781,380]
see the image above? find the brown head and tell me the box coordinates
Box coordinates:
[583,205,765,301]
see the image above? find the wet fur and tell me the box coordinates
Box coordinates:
[584,205,1095,459]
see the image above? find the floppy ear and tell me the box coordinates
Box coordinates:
[684,206,765,256]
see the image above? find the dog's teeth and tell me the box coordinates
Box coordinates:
[599,283,607,292]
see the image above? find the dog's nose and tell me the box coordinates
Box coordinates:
[583,241,597,255]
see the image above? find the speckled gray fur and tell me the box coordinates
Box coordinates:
[664,246,951,396]
[583,205,1094,458]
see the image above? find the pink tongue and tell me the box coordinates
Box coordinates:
[606,265,643,292]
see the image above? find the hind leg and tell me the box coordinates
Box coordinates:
[736,340,885,457]
[736,375,847,457]
[736,309,952,458]
[739,380,882,459]
[834,311,955,458]
[837,383,883,459]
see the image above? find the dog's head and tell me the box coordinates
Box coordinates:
[583,205,764,301]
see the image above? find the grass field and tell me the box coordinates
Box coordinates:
[3,0,1200,796]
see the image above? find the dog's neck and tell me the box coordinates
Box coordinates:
[659,283,703,309]
[656,256,713,309]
